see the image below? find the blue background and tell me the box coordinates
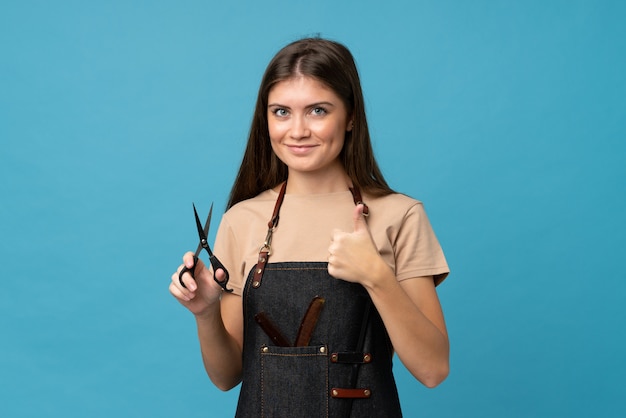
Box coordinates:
[1,1,625,417]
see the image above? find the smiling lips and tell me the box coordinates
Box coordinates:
[286,144,318,155]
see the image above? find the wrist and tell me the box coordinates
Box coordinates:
[362,259,396,292]
[194,298,221,321]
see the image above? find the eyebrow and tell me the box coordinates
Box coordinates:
[267,101,336,108]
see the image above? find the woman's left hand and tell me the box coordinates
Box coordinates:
[330,204,450,388]
[328,204,389,286]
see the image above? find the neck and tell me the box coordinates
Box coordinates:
[283,166,351,195]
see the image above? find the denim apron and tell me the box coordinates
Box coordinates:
[234,185,403,418]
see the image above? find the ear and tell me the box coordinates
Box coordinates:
[347,120,354,132]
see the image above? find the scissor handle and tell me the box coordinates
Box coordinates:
[178,255,199,289]
[178,255,233,293]
[209,254,233,293]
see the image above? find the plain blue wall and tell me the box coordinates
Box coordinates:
[1,1,624,417]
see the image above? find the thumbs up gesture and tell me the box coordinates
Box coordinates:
[328,204,386,285]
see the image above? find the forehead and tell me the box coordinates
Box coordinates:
[268,76,339,103]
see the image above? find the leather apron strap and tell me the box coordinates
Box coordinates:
[251,181,286,288]
[251,181,368,289]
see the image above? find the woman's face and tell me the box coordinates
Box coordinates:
[267,76,352,177]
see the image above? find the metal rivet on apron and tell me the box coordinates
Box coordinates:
[363,389,371,397]
[259,256,266,263]
[332,389,338,397]
[253,281,260,288]
[261,346,269,353]
[331,353,338,362]
[319,346,326,354]
[363,354,372,363]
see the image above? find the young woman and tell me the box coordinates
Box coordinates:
[170,37,450,417]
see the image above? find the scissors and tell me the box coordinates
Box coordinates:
[178,203,233,292]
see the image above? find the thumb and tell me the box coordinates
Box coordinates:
[353,204,369,233]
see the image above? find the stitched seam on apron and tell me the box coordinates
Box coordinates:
[263,267,327,271]
[261,353,326,358]
[260,353,265,418]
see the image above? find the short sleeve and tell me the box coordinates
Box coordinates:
[213,215,245,296]
[393,202,449,286]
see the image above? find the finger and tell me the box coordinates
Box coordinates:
[181,272,198,292]
[175,264,197,292]
[353,204,369,233]
[330,228,339,243]
[170,271,194,300]
[214,268,227,282]
[182,251,196,268]
[169,281,190,302]
[327,260,339,279]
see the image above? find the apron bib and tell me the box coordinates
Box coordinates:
[234,184,402,418]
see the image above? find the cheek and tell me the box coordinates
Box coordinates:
[325,124,346,148]
[311,121,338,142]
[267,121,284,143]
[267,127,282,156]
[334,138,346,155]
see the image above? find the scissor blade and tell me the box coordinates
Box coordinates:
[192,203,207,238]
[192,203,207,256]
[204,203,213,237]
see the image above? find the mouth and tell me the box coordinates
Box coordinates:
[286,144,318,155]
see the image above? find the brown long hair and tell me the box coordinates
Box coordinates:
[227,37,393,209]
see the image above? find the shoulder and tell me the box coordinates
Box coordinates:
[218,189,280,240]
[224,189,277,219]
[365,192,425,218]
[362,192,439,239]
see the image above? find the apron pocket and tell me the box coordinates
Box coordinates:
[260,344,328,418]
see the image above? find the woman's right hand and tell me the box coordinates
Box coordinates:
[170,251,226,317]
[170,253,245,390]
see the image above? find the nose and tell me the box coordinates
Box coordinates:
[289,115,310,140]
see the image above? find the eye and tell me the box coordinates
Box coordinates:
[311,106,327,116]
[271,107,289,117]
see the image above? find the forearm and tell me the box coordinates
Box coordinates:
[363,267,449,388]
[195,302,243,391]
